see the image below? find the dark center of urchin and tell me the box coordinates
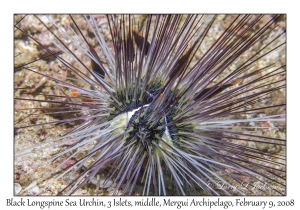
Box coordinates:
[107,80,182,149]
[126,106,165,150]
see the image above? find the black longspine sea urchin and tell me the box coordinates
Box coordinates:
[14,14,286,196]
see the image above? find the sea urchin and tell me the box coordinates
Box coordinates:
[14,14,286,196]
